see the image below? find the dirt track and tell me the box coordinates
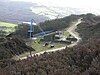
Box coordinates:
[67,18,82,47]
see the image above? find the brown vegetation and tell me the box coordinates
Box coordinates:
[0,38,100,75]
[0,38,35,60]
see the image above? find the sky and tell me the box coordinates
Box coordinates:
[11,0,100,9]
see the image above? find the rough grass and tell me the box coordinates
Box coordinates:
[32,41,66,53]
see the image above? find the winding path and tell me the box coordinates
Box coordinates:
[67,18,82,47]
[13,18,82,60]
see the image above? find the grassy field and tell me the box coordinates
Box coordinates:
[15,41,67,59]
[32,41,66,53]
[0,22,17,27]
[64,30,70,37]
[17,40,67,58]
[0,22,17,32]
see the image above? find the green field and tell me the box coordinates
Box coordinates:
[64,30,70,37]
[0,22,17,27]
[17,40,67,58]
[0,22,17,32]
[32,41,66,53]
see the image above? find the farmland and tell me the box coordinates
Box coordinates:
[0,22,17,32]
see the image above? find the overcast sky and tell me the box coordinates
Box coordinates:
[11,0,99,9]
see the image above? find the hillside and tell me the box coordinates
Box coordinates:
[0,13,100,75]
[0,38,35,60]
[1,0,100,24]
[12,13,100,41]
[76,13,100,42]
[0,1,48,24]
[31,6,100,19]
[12,14,80,38]
[0,38,100,75]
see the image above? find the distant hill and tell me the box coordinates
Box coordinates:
[0,1,100,24]
[30,5,100,19]
[0,1,49,24]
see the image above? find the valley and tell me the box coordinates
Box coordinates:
[0,1,100,74]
